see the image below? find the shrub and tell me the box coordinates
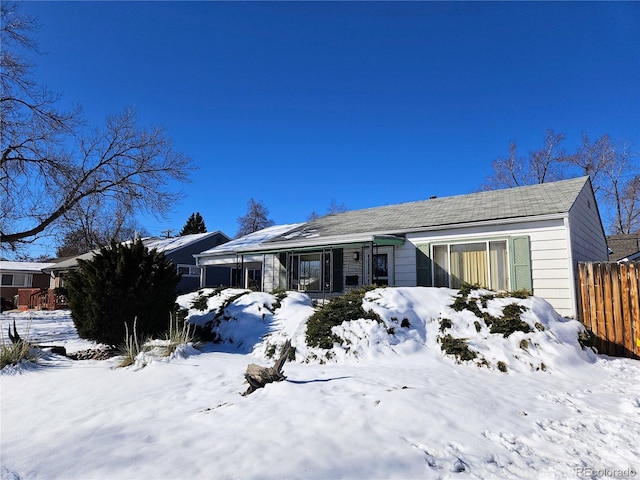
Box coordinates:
[164,313,195,356]
[269,289,288,312]
[578,328,597,351]
[438,334,477,362]
[305,286,381,349]
[489,304,531,337]
[191,293,210,311]
[118,317,147,367]
[65,239,180,347]
[439,318,453,332]
[1,321,37,369]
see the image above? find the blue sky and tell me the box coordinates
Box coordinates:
[19,1,640,254]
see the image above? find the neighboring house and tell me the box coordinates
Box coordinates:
[43,231,231,295]
[607,233,640,262]
[0,261,55,310]
[195,176,607,318]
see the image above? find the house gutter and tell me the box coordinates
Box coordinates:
[237,234,405,255]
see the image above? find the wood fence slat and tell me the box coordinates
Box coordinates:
[586,262,597,335]
[609,263,624,356]
[593,263,608,354]
[619,263,632,355]
[630,263,640,358]
[578,263,592,331]
[603,263,615,355]
[577,261,640,359]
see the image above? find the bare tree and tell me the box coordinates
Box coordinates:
[307,199,348,221]
[55,202,149,257]
[0,3,193,250]
[236,198,274,238]
[615,175,640,234]
[482,130,566,190]
[484,129,639,234]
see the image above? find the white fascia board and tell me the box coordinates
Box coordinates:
[396,212,569,235]
[239,233,404,253]
[196,254,238,266]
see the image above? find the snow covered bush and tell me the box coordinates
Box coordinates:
[65,239,180,346]
[305,286,382,349]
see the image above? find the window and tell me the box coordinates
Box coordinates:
[432,240,510,291]
[373,253,389,286]
[247,269,262,289]
[1,273,32,287]
[288,251,333,292]
[231,268,262,289]
[299,253,322,291]
[177,264,200,277]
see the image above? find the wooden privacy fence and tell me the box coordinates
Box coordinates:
[578,261,640,359]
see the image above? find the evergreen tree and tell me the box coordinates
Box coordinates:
[65,239,180,346]
[179,212,207,236]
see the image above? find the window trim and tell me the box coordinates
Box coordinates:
[1,273,33,287]
[431,238,511,291]
[176,264,200,277]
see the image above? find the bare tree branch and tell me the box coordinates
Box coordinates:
[0,3,194,249]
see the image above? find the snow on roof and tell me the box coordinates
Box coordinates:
[0,261,56,273]
[143,232,221,253]
[197,223,305,255]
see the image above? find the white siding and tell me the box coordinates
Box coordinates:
[568,184,608,262]
[402,218,578,317]
[262,254,279,292]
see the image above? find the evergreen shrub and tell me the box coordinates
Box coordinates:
[65,239,180,346]
[305,286,381,349]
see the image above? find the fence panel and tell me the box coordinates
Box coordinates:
[578,261,640,359]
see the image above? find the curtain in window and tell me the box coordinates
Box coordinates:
[489,241,509,291]
[450,243,488,288]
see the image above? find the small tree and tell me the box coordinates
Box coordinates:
[236,198,274,238]
[65,239,180,346]
[179,212,207,236]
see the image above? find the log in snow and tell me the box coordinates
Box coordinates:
[243,339,292,396]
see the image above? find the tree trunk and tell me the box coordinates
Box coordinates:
[243,339,291,396]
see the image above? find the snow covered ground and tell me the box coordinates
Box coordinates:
[1,287,639,480]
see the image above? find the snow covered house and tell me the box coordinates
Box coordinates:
[43,231,231,296]
[195,176,608,318]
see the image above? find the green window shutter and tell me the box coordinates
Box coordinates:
[278,253,288,290]
[416,244,432,286]
[332,249,343,292]
[509,236,532,293]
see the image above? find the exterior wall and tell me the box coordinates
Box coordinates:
[169,233,231,293]
[1,272,50,309]
[401,218,578,317]
[565,184,608,319]
[263,254,281,292]
[343,247,363,289]
[568,185,608,263]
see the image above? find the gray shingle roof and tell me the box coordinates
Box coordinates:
[268,176,590,241]
[607,234,640,261]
